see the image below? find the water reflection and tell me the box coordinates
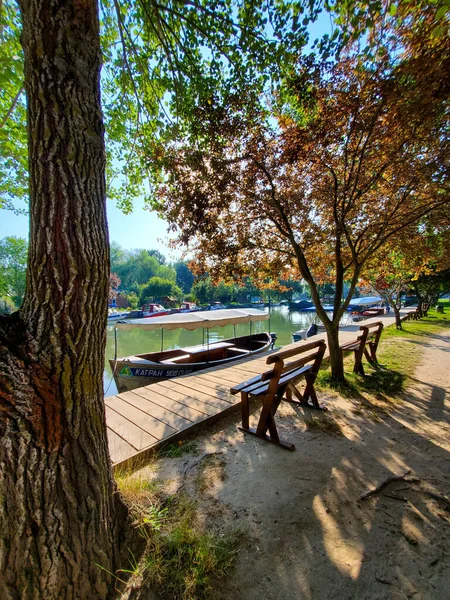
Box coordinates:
[103,306,352,396]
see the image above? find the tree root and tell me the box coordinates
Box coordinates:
[359,469,412,501]
[417,488,450,508]
[171,452,223,495]
[359,470,450,509]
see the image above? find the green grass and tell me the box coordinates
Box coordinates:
[377,303,449,379]
[116,472,240,599]
[114,469,162,505]
[304,412,343,435]
[317,304,449,401]
[160,441,200,458]
[139,496,240,600]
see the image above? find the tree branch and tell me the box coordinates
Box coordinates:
[0,85,24,130]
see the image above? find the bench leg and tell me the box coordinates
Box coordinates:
[241,391,250,430]
[304,373,327,410]
[364,345,377,365]
[238,426,295,451]
[353,349,365,376]
[239,387,295,451]
[285,377,327,411]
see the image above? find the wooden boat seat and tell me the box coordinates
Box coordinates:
[160,354,191,364]
[125,356,154,364]
[226,347,251,357]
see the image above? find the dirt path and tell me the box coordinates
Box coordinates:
[198,329,450,599]
[127,329,450,600]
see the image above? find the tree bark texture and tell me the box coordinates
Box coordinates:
[324,323,345,381]
[393,305,403,330]
[0,0,133,597]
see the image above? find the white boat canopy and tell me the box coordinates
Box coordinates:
[115,308,270,332]
[349,296,382,306]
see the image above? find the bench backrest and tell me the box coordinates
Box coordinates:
[358,321,383,349]
[261,339,326,390]
[230,339,328,398]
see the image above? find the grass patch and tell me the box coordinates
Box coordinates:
[304,412,343,435]
[317,305,449,404]
[377,305,450,379]
[116,472,240,599]
[194,454,227,493]
[140,498,240,600]
[351,367,405,396]
[316,370,361,399]
[161,441,200,458]
[115,470,162,505]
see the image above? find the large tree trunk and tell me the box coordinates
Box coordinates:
[0,0,135,597]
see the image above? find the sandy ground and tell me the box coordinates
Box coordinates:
[131,329,450,600]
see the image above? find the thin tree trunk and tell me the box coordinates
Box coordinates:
[0,0,136,597]
[393,304,402,329]
[325,321,345,381]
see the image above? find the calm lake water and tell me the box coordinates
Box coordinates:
[103,306,353,396]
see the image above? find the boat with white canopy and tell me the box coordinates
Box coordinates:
[110,308,275,393]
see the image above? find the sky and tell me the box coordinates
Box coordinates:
[0,197,185,260]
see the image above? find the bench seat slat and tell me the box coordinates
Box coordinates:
[340,341,360,351]
[241,365,313,398]
[230,370,274,395]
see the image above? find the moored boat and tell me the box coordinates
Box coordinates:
[289,300,314,311]
[110,308,274,393]
[107,309,129,321]
[142,303,171,317]
[179,301,200,312]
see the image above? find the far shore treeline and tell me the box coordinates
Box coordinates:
[1,237,449,314]
[0,237,304,312]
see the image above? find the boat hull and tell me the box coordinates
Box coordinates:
[110,332,272,393]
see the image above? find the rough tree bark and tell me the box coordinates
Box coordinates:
[392,304,403,330]
[323,323,345,381]
[0,0,135,597]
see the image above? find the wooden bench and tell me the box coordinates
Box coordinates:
[403,303,429,321]
[230,340,327,450]
[415,303,429,319]
[340,321,384,376]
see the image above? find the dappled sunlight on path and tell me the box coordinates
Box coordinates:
[205,329,450,599]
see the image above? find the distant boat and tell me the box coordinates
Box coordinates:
[209,302,228,310]
[292,323,326,342]
[127,303,171,319]
[302,304,335,312]
[347,296,384,315]
[107,309,129,321]
[142,303,171,317]
[289,300,314,311]
[111,308,274,393]
[179,301,200,313]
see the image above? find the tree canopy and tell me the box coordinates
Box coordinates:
[2,0,449,595]
[0,2,27,212]
[148,6,450,378]
[1,0,320,213]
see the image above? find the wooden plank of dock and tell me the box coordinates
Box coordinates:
[106,313,403,469]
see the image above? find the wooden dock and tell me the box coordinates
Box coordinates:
[106,354,268,468]
[106,314,404,468]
